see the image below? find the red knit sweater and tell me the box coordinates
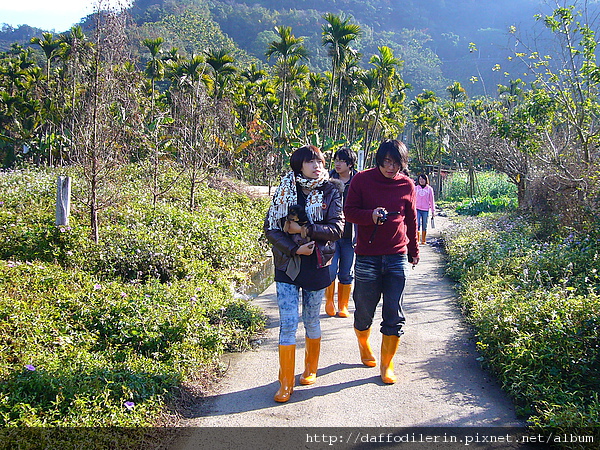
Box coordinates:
[344,167,419,258]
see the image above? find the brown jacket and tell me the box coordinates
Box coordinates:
[264,179,344,272]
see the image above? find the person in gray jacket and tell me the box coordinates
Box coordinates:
[264,144,344,402]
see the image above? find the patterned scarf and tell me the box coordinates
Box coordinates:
[266,170,329,231]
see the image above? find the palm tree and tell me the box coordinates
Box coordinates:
[447,81,467,103]
[168,54,206,90]
[363,46,404,166]
[497,78,525,110]
[306,72,328,132]
[332,48,361,140]
[238,64,267,124]
[30,32,61,81]
[30,32,64,165]
[143,37,165,112]
[203,48,237,99]
[321,13,362,140]
[240,63,267,84]
[58,26,93,122]
[265,26,308,143]
[410,90,438,165]
[54,26,93,164]
[337,63,364,142]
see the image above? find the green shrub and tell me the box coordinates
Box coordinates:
[0,259,266,426]
[456,195,517,215]
[0,166,269,428]
[444,213,600,438]
[0,166,270,286]
[442,170,517,201]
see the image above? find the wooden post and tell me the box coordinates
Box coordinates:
[56,175,71,226]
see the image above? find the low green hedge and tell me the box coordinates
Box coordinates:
[444,214,600,438]
[455,195,517,215]
[0,254,266,427]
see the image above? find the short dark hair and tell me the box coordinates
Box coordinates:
[375,139,408,170]
[333,147,358,169]
[290,145,325,175]
[418,173,429,185]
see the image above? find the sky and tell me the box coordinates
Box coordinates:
[0,0,129,32]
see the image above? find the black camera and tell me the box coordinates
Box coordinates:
[377,208,388,224]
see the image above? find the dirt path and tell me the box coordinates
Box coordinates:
[169,214,526,448]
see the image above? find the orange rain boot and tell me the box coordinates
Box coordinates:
[274,345,296,402]
[354,328,376,367]
[417,231,421,243]
[380,334,400,384]
[337,283,351,318]
[421,230,427,245]
[324,281,336,316]
[299,337,321,385]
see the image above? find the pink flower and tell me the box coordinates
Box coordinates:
[124,401,135,411]
[93,284,102,290]
[25,364,36,371]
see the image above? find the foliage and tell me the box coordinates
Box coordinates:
[441,170,517,201]
[204,0,541,97]
[444,213,600,436]
[0,166,269,427]
[455,195,517,216]
[436,4,600,221]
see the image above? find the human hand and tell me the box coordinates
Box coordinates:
[285,220,303,234]
[296,241,315,255]
[372,207,387,224]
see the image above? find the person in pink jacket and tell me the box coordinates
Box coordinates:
[415,173,435,245]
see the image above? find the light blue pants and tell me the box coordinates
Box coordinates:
[276,282,324,345]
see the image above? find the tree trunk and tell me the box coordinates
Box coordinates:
[468,164,476,198]
[517,175,527,209]
[90,175,99,244]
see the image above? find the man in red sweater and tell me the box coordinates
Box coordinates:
[344,139,420,384]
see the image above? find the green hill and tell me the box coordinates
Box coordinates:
[0,0,555,96]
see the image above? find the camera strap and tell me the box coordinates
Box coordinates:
[368,224,380,244]
[368,212,401,244]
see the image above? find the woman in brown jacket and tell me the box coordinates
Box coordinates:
[264,144,344,402]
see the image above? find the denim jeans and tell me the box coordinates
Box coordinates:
[353,254,410,336]
[328,237,355,285]
[417,209,429,232]
[276,282,324,345]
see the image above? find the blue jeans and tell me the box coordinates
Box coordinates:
[276,282,324,346]
[417,209,429,232]
[353,254,410,336]
[328,238,355,285]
